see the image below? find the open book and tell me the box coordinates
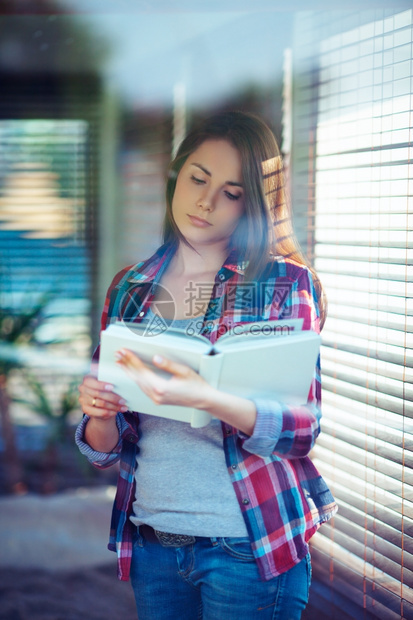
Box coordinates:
[98,318,321,428]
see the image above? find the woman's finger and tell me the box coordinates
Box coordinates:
[79,375,126,406]
[152,354,191,378]
[80,391,128,412]
[115,350,150,387]
[78,374,128,414]
[80,374,115,394]
[81,374,108,386]
[82,401,119,420]
[115,348,146,370]
[116,349,191,379]
[80,386,127,410]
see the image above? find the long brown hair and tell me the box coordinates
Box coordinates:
[163,111,327,329]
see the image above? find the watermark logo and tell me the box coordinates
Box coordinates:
[117,279,293,337]
[119,283,176,337]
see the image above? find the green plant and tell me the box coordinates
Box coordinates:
[15,372,81,443]
[0,292,51,493]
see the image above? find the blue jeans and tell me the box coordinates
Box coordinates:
[130,528,311,620]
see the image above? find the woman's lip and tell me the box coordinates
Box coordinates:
[187,214,212,227]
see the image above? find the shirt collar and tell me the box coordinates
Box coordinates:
[221,248,249,275]
[125,243,175,284]
[125,243,248,285]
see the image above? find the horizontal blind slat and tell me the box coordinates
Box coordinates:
[324,306,412,332]
[320,288,413,316]
[333,497,413,554]
[315,244,413,265]
[309,546,410,620]
[321,338,411,367]
[323,318,411,347]
[320,418,412,466]
[315,258,412,282]
[321,403,413,453]
[316,238,413,250]
[321,364,411,401]
[322,323,411,346]
[320,273,412,296]
[315,434,413,487]
[313,448,413,517]
[322,393,410,434]
[320,522,413,584]
[315,229,413,247]
[322,347,412,383]
[322,376,410,416]
[312,533,413,605]
[313,479,413,538]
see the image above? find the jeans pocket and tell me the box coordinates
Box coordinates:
[218,537,255,561]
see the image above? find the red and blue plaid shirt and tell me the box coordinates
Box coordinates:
[76,243,337,581]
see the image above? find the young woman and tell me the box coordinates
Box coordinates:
[76,111,337,620]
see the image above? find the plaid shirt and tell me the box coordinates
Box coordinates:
[76,243,337,582]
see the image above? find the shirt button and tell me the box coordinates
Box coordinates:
[127,434,137,443]
[218,273,225,281]
[139,311,145,317]
[226,428,231,435]
[231,464,237,469]
[242,499,250,505]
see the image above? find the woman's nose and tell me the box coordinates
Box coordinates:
[197,189,214,211]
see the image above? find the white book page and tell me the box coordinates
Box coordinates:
[113,321,211,354]
[217,330,320,405]
[214,318,304,352]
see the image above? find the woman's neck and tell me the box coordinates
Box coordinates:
[170,242,230,278]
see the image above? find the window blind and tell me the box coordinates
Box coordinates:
[0,118,91,346]
[292,9,413,620]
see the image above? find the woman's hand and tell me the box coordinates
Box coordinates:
[115,349,211,409]
[78,374,129,420]
[115,349,257,435]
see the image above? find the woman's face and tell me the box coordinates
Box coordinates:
[171,139,245,250]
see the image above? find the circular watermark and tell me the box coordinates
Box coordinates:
[118,282,178,336]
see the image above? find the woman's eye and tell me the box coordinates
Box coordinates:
[225,191,240,201]
[191,175,205,184]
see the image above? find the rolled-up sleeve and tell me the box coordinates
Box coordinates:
[239,398,321,458]
[75,413,130,469]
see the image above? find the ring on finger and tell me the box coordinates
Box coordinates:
[92,397,97,407]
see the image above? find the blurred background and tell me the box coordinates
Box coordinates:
[0,1,411,619]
